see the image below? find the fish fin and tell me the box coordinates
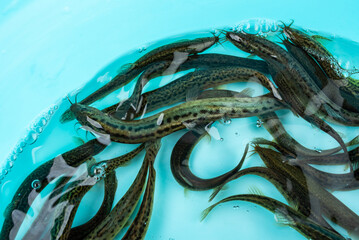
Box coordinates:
[247,54,257,59]
[311,35,332,42]
[235,88,254,98]
[221,184,229,191]
[200,204,217,222]
[338,131,346,139]
[348,135,359,146]
[274,209,295,226]
[117,63,134,75]
[248,186,264,196]
[323,104,348,124]
[72,136,85,146]
[184,188,189,197]
[60,109,75,123]
[209,184,227,202]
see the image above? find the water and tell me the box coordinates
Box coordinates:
[1,3,359,240]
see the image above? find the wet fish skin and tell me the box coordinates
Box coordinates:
[60,36,219,123]
[84,140,160,240]
[226,31,349,161]
[171,125,249,190]
[0,139,107,240]
[254,146,359,237]
[203,194,347,240]
[282,25,359,112]
[122,156,157,240]
[71,94,285,144]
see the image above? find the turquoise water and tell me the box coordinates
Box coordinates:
[1,1,359,240]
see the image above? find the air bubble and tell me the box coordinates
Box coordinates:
[91,164,106,181]
[36,127,43,133]
[16,146,23,153]
[53,105,58,110]
[38,117,47,127]
[31,179,41,189]
[224,119,232,125]
[243,21,260,34]
[2,169,8,175]
[256,119,263,128]
[314,148,322,153]
[271,24,279,32]
[220,138,224,142]
[233,206,240,209]
[7,161,14,169]
[138,47,147,53]
[261,24,271,33]
[48,110,54,115]
[11,155,17,161]
[25,130,38,145]
[100,162,108,169]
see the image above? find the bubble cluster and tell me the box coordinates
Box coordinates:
[91,162,108,181]
[233,19,281,36]
[256,119,263,128]
[0,105,58,185]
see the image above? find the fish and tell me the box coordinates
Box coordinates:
[282,38,359,113]
[89,143,146,178]
[130,36,219,71]
[84,140,161,239]
[60,36,219,123]
[288,160,359,191]
[104,66,278,119]
[202,194,347,240]
[226,31,350,163]
[67,171,118,240]
[70,94,285,144]
[122,152,157,240]
[281,25,359,113]
[171,123,249,190]
[0,139,107,240]
[260,112,359,157]
[51,171,117,240]
[296,146,359,166]
[254,146,359,237]
[209,166,337,233]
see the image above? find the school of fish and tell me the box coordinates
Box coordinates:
[2,21,359,240]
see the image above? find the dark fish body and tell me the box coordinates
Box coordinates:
[0,139,107,240]
[84,140,160,240]
[122,158,157,240]
[226,31,349,159]
[171,126,248,190]
[255,146,359,237]
[71,94,285,144]
[203,194,347,240]
[68,171,118,240]
[282,26,359,111]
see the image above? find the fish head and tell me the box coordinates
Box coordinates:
[225,31,280,61]
[70,104,103,129]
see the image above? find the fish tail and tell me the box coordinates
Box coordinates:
[306,115,351,170]
[200,203,219,222]
[209,186,222,202]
